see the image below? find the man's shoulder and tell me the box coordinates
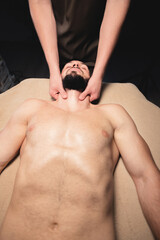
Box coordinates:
[18,98,48,111]
[97,103,134,127]
[22,98,47,106]
[97,103,126,114]
[13,98,49,120]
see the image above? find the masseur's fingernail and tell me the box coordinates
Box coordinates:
[62,93,67,99]
[79,96,83,101]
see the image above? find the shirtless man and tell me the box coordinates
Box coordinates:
[0,60,160,240]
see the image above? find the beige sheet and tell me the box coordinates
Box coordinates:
[0,78,160,240]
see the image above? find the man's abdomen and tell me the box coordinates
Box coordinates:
[0,147,115,240]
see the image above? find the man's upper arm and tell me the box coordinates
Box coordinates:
[113,105,159,183]
[0,100,32,173]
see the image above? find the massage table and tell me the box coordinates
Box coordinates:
[0,79,160,240]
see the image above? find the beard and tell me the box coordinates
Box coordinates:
[62,72,88,92]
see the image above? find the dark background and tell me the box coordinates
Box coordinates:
[0,0,159,106]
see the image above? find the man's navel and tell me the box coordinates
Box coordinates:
[49,221,59,231]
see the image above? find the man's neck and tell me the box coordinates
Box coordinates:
[55,90,91,112]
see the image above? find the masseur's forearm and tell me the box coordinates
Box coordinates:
[136,174,160,239]
[28,0,60,76]
[93,0,130,79]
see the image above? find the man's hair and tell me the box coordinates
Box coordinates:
[62,72,89,92]
[88,66,94,77]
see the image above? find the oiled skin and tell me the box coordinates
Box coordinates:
[0,101,119,240]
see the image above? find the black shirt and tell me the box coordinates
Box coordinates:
[51,0,107,69]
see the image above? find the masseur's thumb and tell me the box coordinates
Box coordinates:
[79,89,89,101]
[60,89,68,99]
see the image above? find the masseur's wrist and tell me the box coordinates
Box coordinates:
[49,64,61,78]
[91,69,104,83]
[92,60,108,81]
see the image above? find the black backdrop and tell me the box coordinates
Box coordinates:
[0,0,159,106]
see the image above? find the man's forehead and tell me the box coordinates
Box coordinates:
[62,61,86,71]
[67,60,84,65]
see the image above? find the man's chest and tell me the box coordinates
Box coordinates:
[19,108,116,193]
[25,109,114,153]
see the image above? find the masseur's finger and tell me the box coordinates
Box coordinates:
[60,88,68,99]
[89,92,100,102]
[79,88,90,101]
[50,90,59,100]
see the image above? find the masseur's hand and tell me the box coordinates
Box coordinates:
[79,76,102,102]
[49,73,67,100]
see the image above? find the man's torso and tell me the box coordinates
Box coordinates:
[0,100,119,240]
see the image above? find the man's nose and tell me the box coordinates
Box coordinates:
[73,63,79,68]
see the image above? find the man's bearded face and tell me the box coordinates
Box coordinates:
[61,60,91,92]
[62,72,88,92]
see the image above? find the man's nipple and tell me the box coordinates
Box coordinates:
[28,124,35,132]
[102,130,109,138]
